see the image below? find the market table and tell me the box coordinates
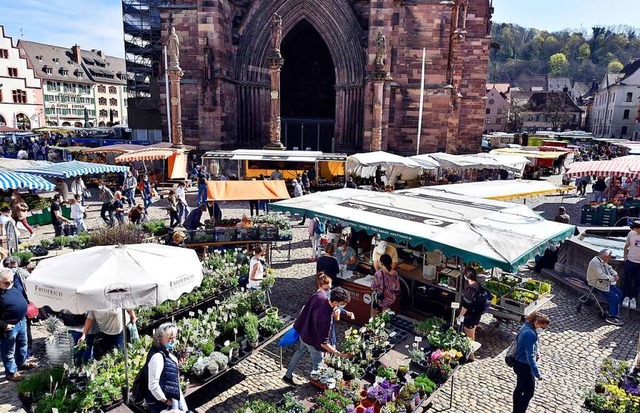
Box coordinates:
[337,270,401,325]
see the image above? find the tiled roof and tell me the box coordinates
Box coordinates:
[486,83,510,94]
[620,59,640,82]
[18,40,94,84]
[81,49,126,85]
[17,40,126,86]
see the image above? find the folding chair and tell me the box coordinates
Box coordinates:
[576,279,607,318]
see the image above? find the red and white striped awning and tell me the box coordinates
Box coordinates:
[115,148,185,162]
[566,156,640,178]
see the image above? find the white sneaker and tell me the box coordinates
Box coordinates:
[623,297,630,308]
[631,298,637,310]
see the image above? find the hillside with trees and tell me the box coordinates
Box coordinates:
[489,24,640,83]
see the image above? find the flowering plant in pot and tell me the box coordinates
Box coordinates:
[367,379,400,406]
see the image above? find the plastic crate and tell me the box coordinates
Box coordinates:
[499,295,538,315]
[483,281,512,305]
[520,280,552,297]
[499,288,540,314]
[580,210,600,225]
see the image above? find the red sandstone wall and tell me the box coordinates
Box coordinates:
[159,0,490,153]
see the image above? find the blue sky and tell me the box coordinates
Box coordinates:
[493,0,640,32]
[0,0,126,57]
[0,0,638,59]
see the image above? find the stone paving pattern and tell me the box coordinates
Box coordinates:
[0,179,635,413]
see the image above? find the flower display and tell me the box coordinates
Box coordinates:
[366,379,400,406]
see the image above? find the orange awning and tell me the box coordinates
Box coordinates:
[207,180,291,201]
[115,148,185,162]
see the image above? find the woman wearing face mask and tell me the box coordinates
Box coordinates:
[144,323,188,413]
[336,239,357,272]
[247,246,265,290]
[456,267,487,361]
[316,272,355,346]
[512,312,550,413]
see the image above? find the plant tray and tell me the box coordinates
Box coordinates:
[499,295,538,315]
[520,280,552,297]
[483,281,512,305]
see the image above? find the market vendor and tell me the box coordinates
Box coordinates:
[372,240,398,271]
[78,308,137,354]
[336,239,357,271]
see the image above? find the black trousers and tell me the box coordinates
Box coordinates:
[249,200,259,216]
[169,209,180,228]
[53,223,63,237]
[513,361,535,413]
[100,202,114,227]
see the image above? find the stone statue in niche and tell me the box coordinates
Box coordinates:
[203,86,213,110]
[374,31,386,68]
[168,27,180,69]
[271,13,282,52]
[204,46,214,81]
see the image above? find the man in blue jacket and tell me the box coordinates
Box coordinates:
[0,269,36,381]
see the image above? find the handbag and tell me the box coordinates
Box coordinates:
[277,327,299,347]
[26,303,39,319]
[127,322,140,344]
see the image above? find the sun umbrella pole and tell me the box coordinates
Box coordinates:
[122,307,130,403]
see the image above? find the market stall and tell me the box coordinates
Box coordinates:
[202,149,348,190]
[490,147,570,178]
[15,160,129,178]
[0,158,52,171]
[566,157,640,226]
[0,170,55,192]
[412,152,527,174]
[423,179,573,202]
[347,150,430,187]
[115,145,189,180]
[272,188,573,322]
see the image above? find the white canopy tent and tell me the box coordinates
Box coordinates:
[411,152,529,174]
[0,158,52,171]
[347,151,431,185]
[271,188,574,271]
[413,180,571,201]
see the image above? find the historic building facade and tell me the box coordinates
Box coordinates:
[0,26,44,130]
[158,0,493,154]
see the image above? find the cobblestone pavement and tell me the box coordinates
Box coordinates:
[0,182,636,413]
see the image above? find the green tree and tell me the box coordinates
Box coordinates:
[608,60,624,73]
[549,53,569,76]
[578,43,591,62]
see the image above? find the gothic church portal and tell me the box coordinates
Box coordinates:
[160,0,493,154]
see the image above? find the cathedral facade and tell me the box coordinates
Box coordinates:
[159,0,493,154]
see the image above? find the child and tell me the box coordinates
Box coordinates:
[70,195,87,233]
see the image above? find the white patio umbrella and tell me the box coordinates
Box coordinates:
[25,243,203,401]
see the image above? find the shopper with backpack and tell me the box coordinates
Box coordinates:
[307,217,324,262]
[456,267,489,361]
[132,323,188,412]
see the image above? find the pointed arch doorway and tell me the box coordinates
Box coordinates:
[280,20,336,152]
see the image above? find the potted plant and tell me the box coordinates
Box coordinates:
[242,314,260,348]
